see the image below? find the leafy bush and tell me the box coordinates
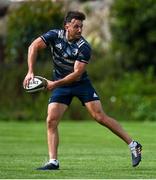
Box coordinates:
[6,0,64,64]
[95,68,156,121]
[110,0,156,72]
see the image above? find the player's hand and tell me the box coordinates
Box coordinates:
[23,72,34,88]
[46,80,56,91]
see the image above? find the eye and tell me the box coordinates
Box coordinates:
[73,24,83,29]
[74,25,79,29]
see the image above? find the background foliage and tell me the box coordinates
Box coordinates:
[110,0,156,72]
[5,0,64,64]
[1,0,156,121]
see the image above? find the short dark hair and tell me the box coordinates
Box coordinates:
[64,11,86,26]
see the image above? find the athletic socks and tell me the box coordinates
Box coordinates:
[49,159,59,166]
[128,140,137,149]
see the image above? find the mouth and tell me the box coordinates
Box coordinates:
[76,33,81,37]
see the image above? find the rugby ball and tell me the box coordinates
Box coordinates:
[24,76,47,93]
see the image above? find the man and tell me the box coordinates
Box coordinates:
[23,11,142,170]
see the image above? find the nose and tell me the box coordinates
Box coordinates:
[78,27,82,33]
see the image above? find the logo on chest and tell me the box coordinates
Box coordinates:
[55,43,62,50]
[72,48,78,56]
[55,43,78,59]
[65,47,78,58]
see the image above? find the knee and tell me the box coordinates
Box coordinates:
[92,111,108,125]
[46,114,58,130]
[92,111,103,122]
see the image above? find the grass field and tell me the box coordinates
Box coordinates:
[0,120,155,179]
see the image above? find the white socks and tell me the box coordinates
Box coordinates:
[128,141,137,149]
[49,159,59,166]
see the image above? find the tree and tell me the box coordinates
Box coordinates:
[110,0,156,72]
[5,0,64,64]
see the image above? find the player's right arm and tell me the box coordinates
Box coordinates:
[23,37,47,88]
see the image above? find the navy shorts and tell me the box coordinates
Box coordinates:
[48,80,100,106]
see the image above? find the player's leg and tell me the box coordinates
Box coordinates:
[47,102,68,160]
[37,87,72,170]
[85,100,142,167]
[37,102,68,170]
[85,100,132,144]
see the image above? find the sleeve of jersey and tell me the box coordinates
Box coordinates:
[40,30,58,46]
[77,44,91,64]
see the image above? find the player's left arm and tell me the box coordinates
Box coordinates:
[46,60,87,90]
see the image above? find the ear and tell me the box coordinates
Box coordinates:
[64,24,69,31]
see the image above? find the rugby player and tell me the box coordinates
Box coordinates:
[23,11,142,170]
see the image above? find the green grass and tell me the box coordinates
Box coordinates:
[0,120,155,179]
